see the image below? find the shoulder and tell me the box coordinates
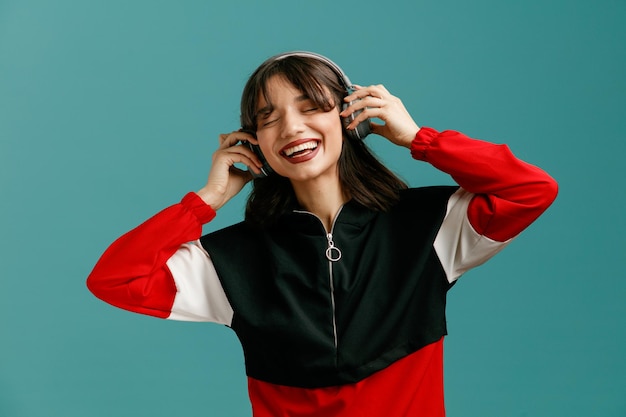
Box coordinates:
[367,186,461,237]
[396,186,460,211]
[200,220,261,251]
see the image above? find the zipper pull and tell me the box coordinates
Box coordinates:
[325,233,342,262]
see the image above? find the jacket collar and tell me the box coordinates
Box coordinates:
[276,199,378,235]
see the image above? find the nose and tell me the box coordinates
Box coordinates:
[279,108,305,139]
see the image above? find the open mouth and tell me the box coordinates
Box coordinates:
[281,140,319,158]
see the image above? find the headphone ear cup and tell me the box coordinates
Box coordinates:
[245,141,273,178]
[341,101,371,140]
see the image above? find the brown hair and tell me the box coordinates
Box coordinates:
[240,54,408,228]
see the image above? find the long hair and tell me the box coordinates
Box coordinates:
[240,54,408,228]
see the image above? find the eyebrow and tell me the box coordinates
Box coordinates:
[255,105,272,119]
[255,94,311,119]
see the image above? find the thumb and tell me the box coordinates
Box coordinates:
[369,121,388,138]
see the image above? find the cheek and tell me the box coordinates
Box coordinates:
[258,141,276,163]
[324,115,345,147]
[318,108,343,134]
[255,131,276,156]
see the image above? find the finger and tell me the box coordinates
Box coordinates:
[340,95,385,117]
[344,107,383,130]
[218,133,239,148]
[229,164,255,180]
[216,146,263,172]
[345,84,388,101]
[369,121,387,137]
[219,131,254,149]
[341,97,388,129]
[231,144,264,169]
[237,128,259,144]
[236,152,264,174]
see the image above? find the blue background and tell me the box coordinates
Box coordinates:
[1,0,624,416]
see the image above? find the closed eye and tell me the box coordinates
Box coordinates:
[256,110,277,128]
[261,118,278,127]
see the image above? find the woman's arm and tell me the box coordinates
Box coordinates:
[86,193,235,323]
[412,127,558,241]
[412,127,558,281]
[87,129,264,321]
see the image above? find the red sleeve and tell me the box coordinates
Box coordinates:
[411,127,558,242]
[86,192,216,318]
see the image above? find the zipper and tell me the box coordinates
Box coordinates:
[325,233,342,262]
[326,232,341,349]
[294,207,344,348]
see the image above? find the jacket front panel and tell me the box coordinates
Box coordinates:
[200,186,457,388]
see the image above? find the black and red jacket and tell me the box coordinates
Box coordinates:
[87,127,558,416]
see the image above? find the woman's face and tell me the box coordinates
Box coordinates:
[255,75,344,183]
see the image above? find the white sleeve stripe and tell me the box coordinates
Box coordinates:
[434,188,512,283]
[165,240,234,324]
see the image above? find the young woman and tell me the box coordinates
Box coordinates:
[87,51,558,416]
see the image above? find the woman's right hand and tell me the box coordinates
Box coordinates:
[196,130,263,210]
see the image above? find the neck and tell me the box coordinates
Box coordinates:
[292,178,348,233]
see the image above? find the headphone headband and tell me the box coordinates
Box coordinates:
[267,50,355,93]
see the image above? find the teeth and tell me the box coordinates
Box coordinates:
[284,141,318,157]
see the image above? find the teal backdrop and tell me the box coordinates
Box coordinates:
[1,0,624,416]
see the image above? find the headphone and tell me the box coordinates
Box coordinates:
[246,51,371,178]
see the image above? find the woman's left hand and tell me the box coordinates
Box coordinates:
[340,84,419,148]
